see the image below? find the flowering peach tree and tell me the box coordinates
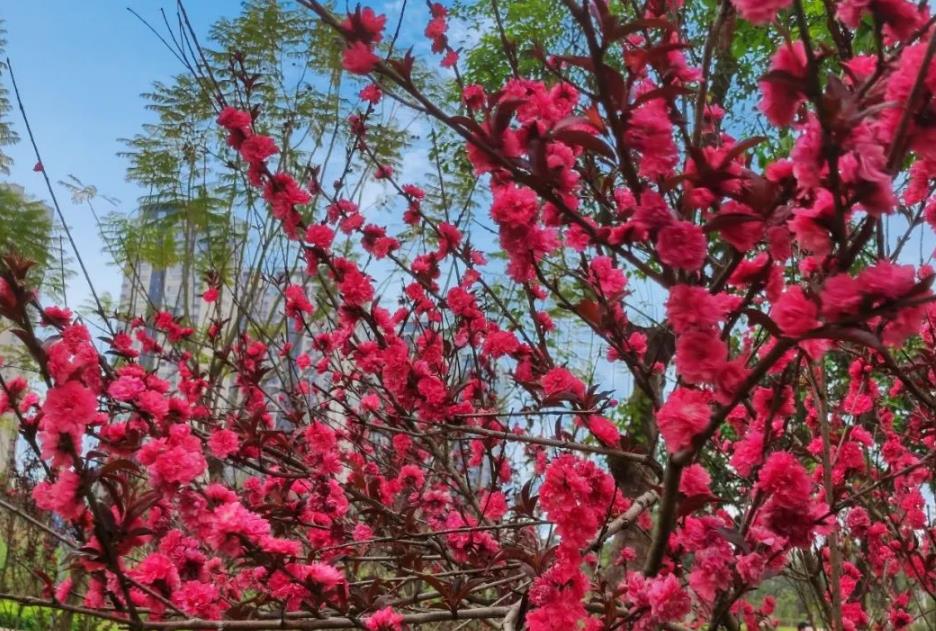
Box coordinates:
[2,0,936,629]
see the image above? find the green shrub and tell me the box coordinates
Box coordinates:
[0,599,118,631]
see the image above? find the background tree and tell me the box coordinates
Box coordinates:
[0,20,19,175]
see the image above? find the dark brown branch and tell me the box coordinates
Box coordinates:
[138,606,513,629]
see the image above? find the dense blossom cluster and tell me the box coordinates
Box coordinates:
[2,0,936,629]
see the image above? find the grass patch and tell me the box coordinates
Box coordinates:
[0,598,119,631]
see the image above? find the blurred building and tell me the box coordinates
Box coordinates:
[118,203,205,329]
[117,202,309,429]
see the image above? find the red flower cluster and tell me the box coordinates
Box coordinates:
[340,7,386,74]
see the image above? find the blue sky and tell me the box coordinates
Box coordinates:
[2,2,234,308]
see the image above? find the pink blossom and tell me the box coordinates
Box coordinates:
[483,329,520,358]
[541,367,586,401]
[730,429,764,477]
[656,221,707,272]
[217,107,251,133]
[208,429,240,459]
[679,463,712,497]
[130,552,181,593]
[42,380,97,432]
[588,256,627,299]
[173,580,225,619]
[858,260,917,300]
[820,274,864,321]
[201,286,219,303]
[217,107,252,148]
[657,388,710,454]
[284,284,314,320]
[490,184,538,228]
[838,0,921,40]
[625,573,690,625]
[540,455,615,549]
[626,96,677,178]
[771,286,820,337]
[0,278,15,312]
[239,134,278,164]
[647,574,691,620]
[359,83,382,103]
[342,41,380,74]
[675,329,728,385]
[341,7,386,43]
[666,285,725,333]
[335,259,374,306]
[756,451,813,508]
[39,381,97,466]
[584,414,621,447]
[527,560,590,631]
[759,42,807,126]
[208,500,271,555]
[717,202,764,252]
[365,607,403,631]
[138,424,207,487]
[306,224,335,249]
[32,468,84,521]
[731,0,792,23]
